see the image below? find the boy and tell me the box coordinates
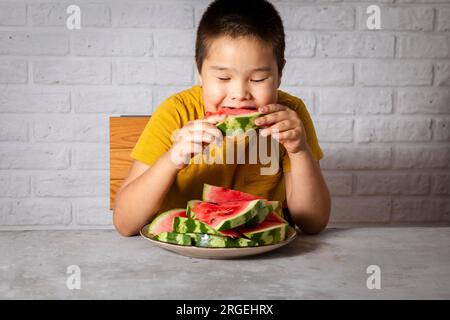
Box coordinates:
[113,0,331,236]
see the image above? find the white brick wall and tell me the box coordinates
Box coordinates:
[0,0,449,230]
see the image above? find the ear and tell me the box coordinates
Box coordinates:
[277,59,286,88]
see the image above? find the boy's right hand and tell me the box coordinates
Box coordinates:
[168,114,226,170]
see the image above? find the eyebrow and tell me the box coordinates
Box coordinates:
[209,66,272,72]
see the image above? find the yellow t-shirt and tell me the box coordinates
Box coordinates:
[130,85,323,214]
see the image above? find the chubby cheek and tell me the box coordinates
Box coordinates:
[253,85,278,107]
[202,83,226,112]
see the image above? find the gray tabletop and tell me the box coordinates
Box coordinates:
[1,227,449,299]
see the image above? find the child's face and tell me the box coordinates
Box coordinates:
[198,36,282,113]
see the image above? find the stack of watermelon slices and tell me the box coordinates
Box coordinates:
[146,184,289,248]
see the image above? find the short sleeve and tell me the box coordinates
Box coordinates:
[282,100,324,173]
[130,97,182,166]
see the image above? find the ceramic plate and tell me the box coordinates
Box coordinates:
[140,225,297,259]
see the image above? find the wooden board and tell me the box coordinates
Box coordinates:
[109,116,150,210]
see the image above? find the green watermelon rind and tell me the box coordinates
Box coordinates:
[240,223,289,245]
[192,233,259,248]
[147,208,186,235]
[173,217,221,236]
[186,199,264,231]
[155,231,259,248]
[242,201,271,227]
[216,112,261,136]
[155,231,192,246]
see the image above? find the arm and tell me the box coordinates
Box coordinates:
[113,154,179,237]
[284,145,331,234]
[113,114,225,237]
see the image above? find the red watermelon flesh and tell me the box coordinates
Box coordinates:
[266,212,288,224]
[205,107,257,118]
[202,184,263,203]
[187,199,263,231]
[148,209,187,236]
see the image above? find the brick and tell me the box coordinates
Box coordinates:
[0,146,69,169]
[394,146,450,169]
[316,118,353,142]
[285,32,316,57]
[356,118,432,142]
[433,174,450,195]
[0,3,26,26]
[33,60,111,85]
[0,174,30,197]
[317,33,394,58]
[0,32,69,56]
[284,60,353,86]
[112,3,193,28]
[323,173,352,196]
[115,59,194,85]
[0,88,70,113]
[0,119,28,141]
[72,144,109,170]
[358,6,433,31]
[73,32,153,57]
[435,119,450,141]
[72,88,152,114]
[358,61,432,86]
[0,199,72,226]
[398,89,450,114]
[34,172,109,197]
[278,5,355,30]
[155,31,195,57]
[438,8,450,31]
[33,116,108,142]
[392,199,445,222]
[398,35,450,58]
[356,173,430,195]
[317,88,392,115]
[435,63,450,87]
[30,3,110,27]
[330,198,391,223]
[320,146,391,170]
[73,199,113,226]
[0,59,27,84]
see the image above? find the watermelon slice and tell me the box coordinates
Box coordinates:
[238,219,289,245]
[173,217,241,238]
[147,208,187,236]
[155,232,192,246]
[202,183,264,203]
[192,233,259,248]
[186,199,264,231]
[205,107,261,136]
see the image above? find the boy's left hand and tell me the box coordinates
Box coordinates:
[255,104,308,155]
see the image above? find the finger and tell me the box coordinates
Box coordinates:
[255,111,290,127]
[271,129,297,141]
[182,131,215,144]
[202,113,227,125]
[258,104,287,114]
[260,121,295,137]
[185,122,223,140]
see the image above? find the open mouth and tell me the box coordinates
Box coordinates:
[221,106,258,111]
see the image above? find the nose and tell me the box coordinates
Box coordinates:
[231,81,251,101]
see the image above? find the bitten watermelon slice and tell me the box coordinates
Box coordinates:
[147,208,187,236]
[186,199,264,231]
[205,107,261,136]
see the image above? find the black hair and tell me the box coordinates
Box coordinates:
[195,0,285,74]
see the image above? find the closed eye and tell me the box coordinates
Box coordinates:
[251,78,267,82]
[217,77,230,81]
